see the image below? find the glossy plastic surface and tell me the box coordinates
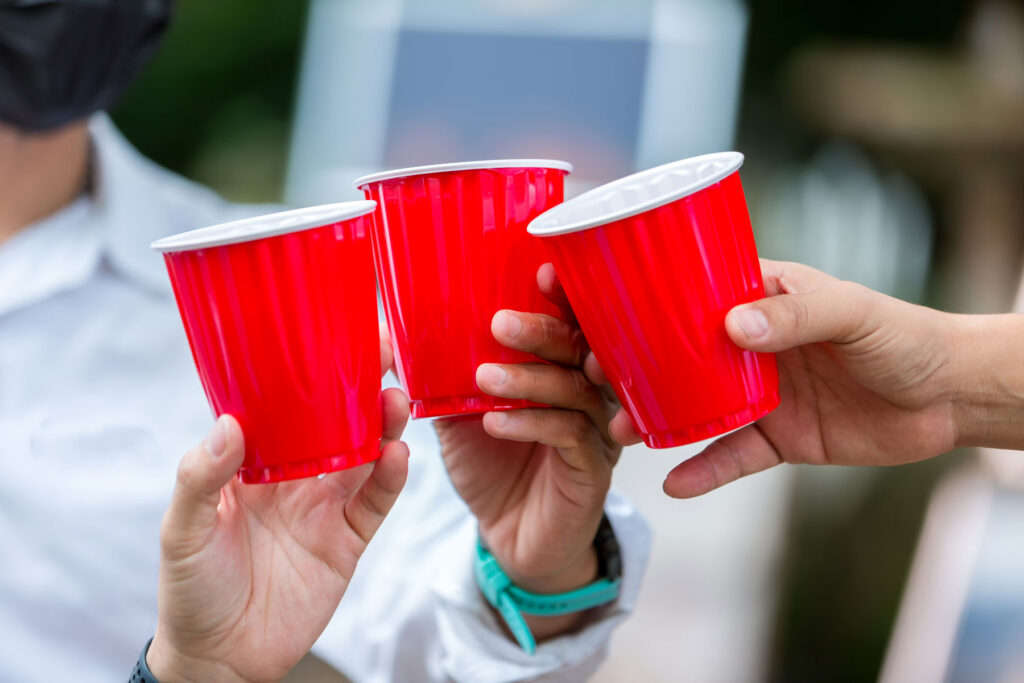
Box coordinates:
[162,214,382,482]
[539,172,779,448]
[361,166,567,419]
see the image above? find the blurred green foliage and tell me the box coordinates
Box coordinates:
[740,0,971,158]
[112,0,308,202]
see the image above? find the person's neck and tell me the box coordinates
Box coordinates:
[0,120,91,246]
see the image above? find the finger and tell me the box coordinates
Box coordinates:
[161,415,245,556]
[381,387,410,442]
[491,310,589,367]
[725,279,876,354]
[758,259,837,296]
[319,459,376,499]
[344,440,410,546]
[663,424,782,498]
[482,409,607,466]
[580,351,623,406]
[379,321,394,378]
[582,351,608,386]
[536,262,574,320]
[608,408,644,446]
[477,362,606,428]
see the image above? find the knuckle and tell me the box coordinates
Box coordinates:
[831,280,871,339]
[502,364,540,401]
[568,328,589,365]
[533,316,566,354]
[361,488,388,523]
[538,315,559,344]
[159,512,175,546]
[567,411,592,444]
[774,260,832,295]
[781,295,811,333]
[705,441,740,486]
[568,369,596,403]
[516,366,540,397]
[348,511,374,547]
[159,511,189,558]
[775,259,800,275]
[176,449,205,491]
[721,440,748,478]
[832,279,861,299]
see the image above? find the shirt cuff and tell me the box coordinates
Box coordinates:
[429,490,651,683]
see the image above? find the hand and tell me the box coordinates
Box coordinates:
[435,264,621,639]
[147,328,411,682]
[604,259,969,498]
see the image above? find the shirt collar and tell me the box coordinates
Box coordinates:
[0,196,100,316]
[0,116,185,315]
[89,114,181,295]
[89,114,278,294]
[0,114,272,313]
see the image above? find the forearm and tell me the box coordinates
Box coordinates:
[951,313,1024,450]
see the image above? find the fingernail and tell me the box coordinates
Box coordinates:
[734,308,769,340]
[480,364,508,386]
[491,412,509,428]
[501,312,523,339]
[205,417,227,459]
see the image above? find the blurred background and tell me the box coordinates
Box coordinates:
[113,0,1024,680]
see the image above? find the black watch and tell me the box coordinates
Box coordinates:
[594,512,622,581]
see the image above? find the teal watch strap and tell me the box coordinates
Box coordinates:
[473,517,622,655]
[474,549,538,654]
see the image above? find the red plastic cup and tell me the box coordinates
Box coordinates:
[151,201,383,483]
[355,160,572,419]
[528,153,779,448]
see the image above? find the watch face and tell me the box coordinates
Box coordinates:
[595,513,622,581]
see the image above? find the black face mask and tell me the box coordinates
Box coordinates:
[0,0,173,132]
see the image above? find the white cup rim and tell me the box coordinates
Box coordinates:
[353,159,573,189]
[150,200,377,253]
[527,152,744,237]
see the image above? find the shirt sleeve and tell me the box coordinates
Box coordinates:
[310,413,651,683]
[429,490,651,683]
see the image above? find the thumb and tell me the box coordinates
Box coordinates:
[161,415,245,557]
[725,280,875,353]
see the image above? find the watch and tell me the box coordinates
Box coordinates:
[474,513,622,655]
[129,638,160,683]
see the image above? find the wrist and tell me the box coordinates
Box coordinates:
[147,634,245,683]
[950,313,1024,449]
[514,547,600,643]
[501,546,600,595]
[477,515,620,649]
[479,544,605,648]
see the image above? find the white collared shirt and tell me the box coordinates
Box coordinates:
[0,115,650,683]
